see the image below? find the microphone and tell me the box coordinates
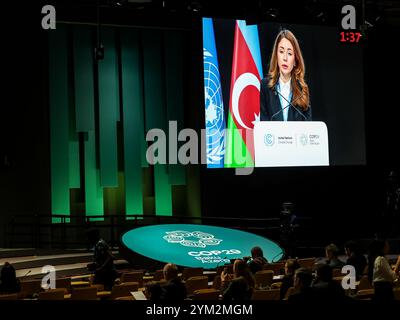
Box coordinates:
[271,86,307,121]
[271,90,292,121]
[271,250,285,263]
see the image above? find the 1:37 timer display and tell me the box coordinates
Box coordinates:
[339,31,362,43]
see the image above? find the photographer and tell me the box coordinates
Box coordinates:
[86,228,117,290]
[279,202,298,258]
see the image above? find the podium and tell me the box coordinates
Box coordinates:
[254,121,329,167]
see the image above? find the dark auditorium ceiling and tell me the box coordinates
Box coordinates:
[48,0,400,28]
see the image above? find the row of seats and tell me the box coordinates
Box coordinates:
[1,286,398,301]
[1,256,397,300]
[0,262,307,301]
[0,282,142,300]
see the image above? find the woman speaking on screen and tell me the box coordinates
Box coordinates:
[260,29,311,121]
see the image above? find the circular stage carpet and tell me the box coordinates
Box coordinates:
[121,224,284,269]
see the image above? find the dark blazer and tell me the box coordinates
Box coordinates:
[160,278,187,301]
[222,277,253,301]
[248,256,268,274]
[280,274,294,300]
[260,77,312,121]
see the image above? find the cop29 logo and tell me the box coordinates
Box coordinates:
[300,133,308,146]
[163,230,223,248]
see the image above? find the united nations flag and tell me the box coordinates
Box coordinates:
[202,18,226,168]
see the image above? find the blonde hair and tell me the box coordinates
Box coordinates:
[267,29,310,110]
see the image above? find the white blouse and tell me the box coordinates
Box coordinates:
[373,256,398,283]
[278,77,291,121]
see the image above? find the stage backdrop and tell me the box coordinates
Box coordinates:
[49,24,200,223]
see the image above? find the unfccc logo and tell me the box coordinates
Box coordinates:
[163,231,222,248]
[264,133,275,146]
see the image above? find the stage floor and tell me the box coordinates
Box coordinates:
[122,224,284,269]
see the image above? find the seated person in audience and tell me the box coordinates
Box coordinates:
[86,228,117,291]
[344,240,367,280]
[311,264,347,300]
[159,263,187,301]
[311,263,332,289]
[280,258,301,299]
[221,259,255,300]
[325,243,345,269]
[0,262,21,294]
[244,246,269,274]
[144,281,163,301]
[288,267,314,301]
[368,239,400,301]
[395,256,400,274]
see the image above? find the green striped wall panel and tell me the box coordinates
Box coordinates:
[142,30,172,215]
[68,31,80,190]
[85,131,104,220]
[164,32,186,186]
[154,165,172,215]
[49,25,194,223]
[68,136,80,189]
[73,26,104,219]
[73,26,95,132]
[120,29,144,217]
[49,25,70,222]
[98,27,119,188]
[142,30,166,131]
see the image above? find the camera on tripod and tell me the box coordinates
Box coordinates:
[280,202,297,229]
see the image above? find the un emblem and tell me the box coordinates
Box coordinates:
[264,133,275,146]
[204,48,225,165]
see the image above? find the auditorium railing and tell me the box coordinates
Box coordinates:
[5,213,314,249]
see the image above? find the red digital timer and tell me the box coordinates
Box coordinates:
[340,31,362,43]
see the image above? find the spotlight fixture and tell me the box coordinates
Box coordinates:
[108,0,128,6]
[187,1,202,12]
[305,0,326,23]
[95,43,105,61]
[116,0,128,6]
[317,12,325,23]
[266,8,279,19]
